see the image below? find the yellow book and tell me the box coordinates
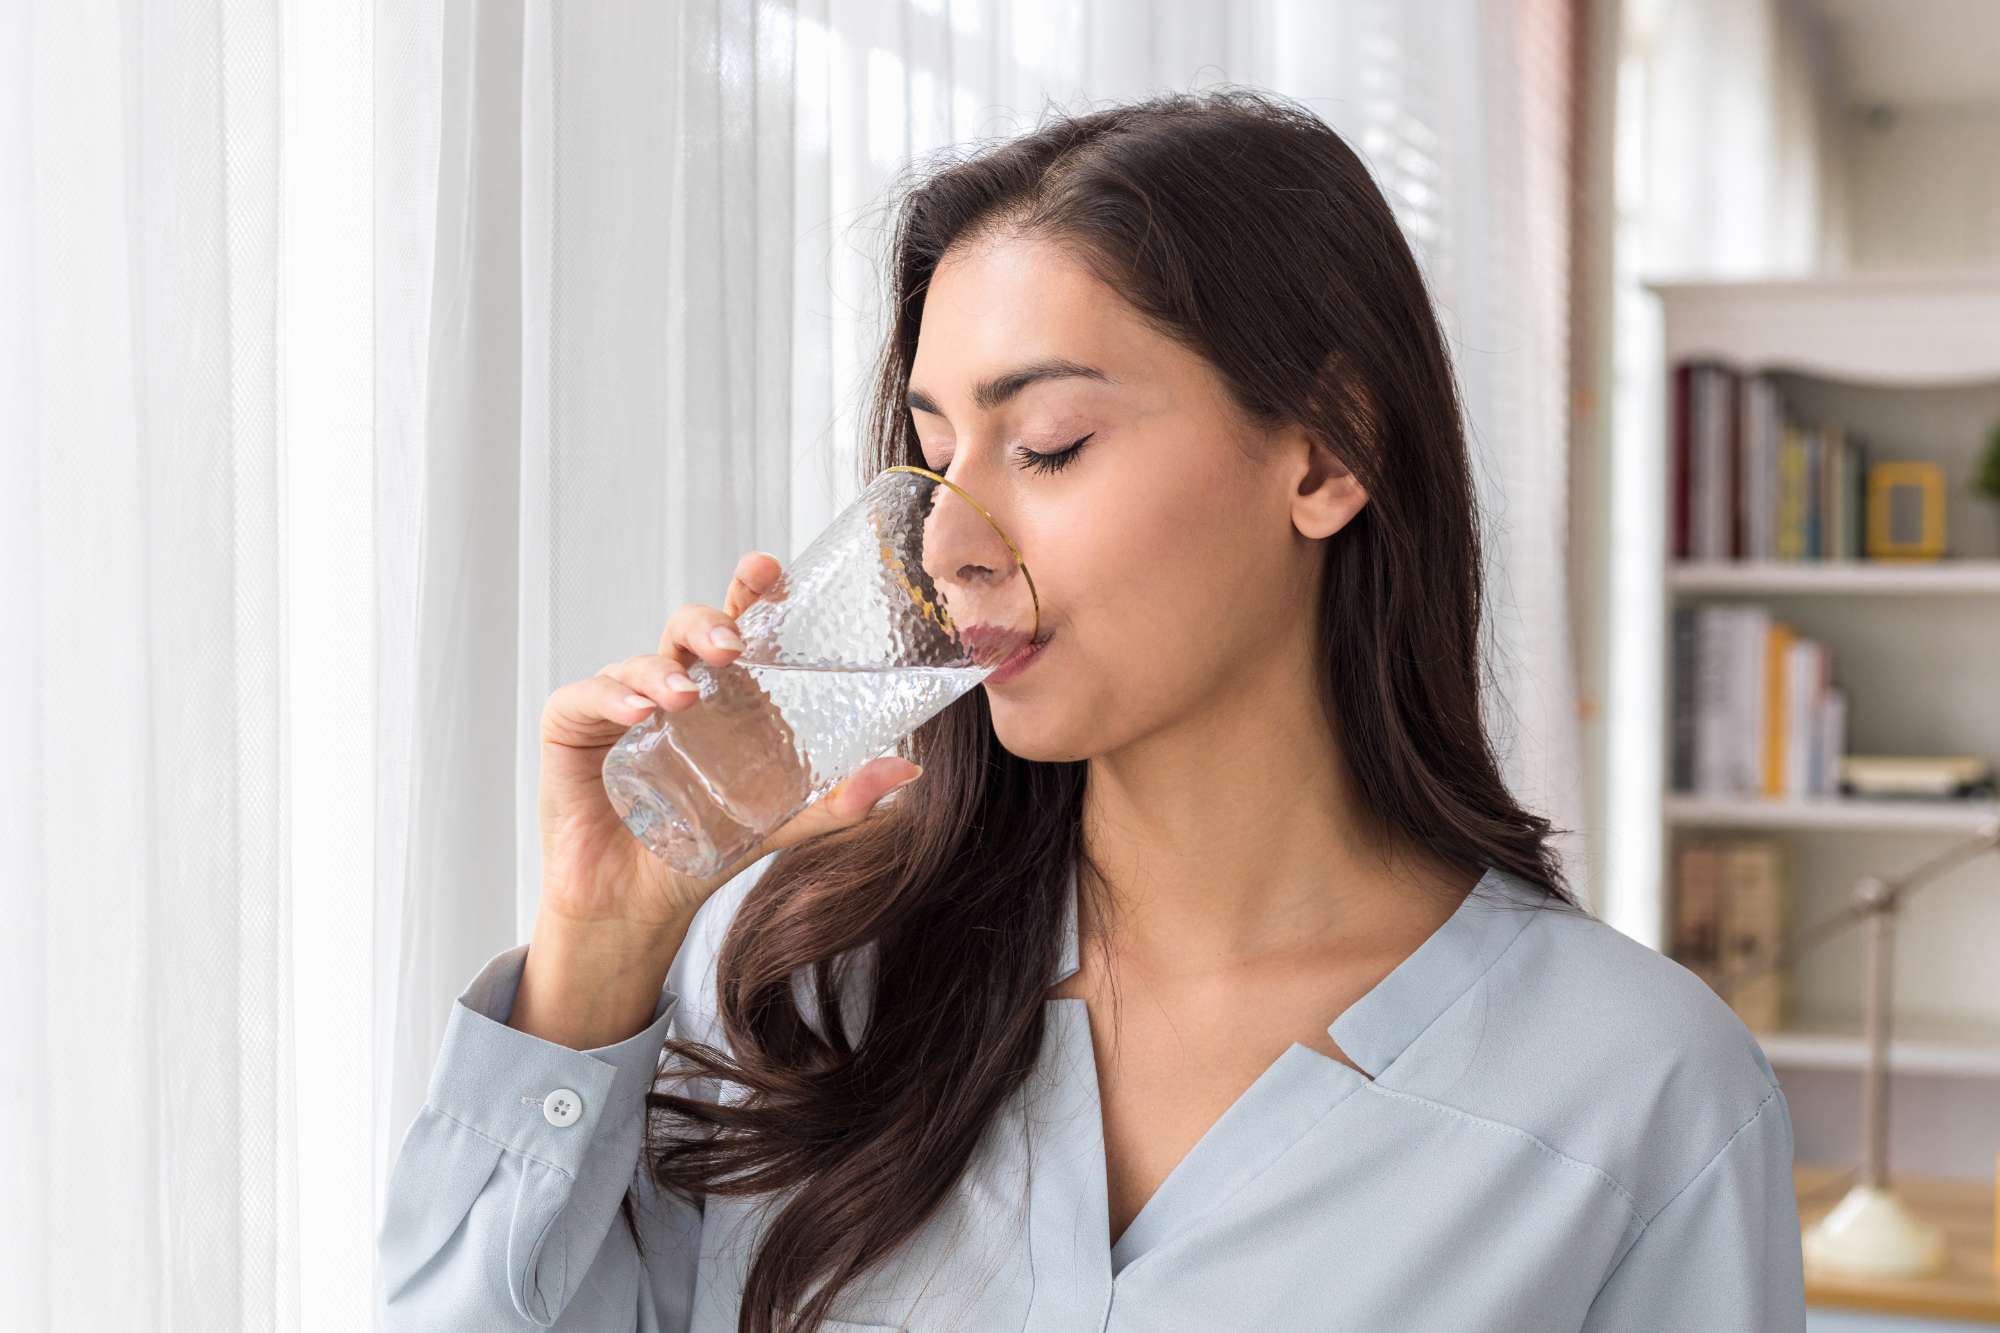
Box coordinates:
[1764,621,1794,798]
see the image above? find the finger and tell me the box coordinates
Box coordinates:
[542,670,675,748]
[659,601,750,670]
[600,653,704,713]
[723,551,783,618]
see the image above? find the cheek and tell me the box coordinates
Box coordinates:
[1042,458,1264,663]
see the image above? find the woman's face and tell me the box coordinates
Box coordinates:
[908,231,1364,763]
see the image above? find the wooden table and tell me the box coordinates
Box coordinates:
[1796,1163,1999,1323]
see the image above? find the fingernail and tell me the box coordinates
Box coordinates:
[891,764,924,789]
[623,693,656,711]
[665,673,699,694]
[709,626,744,651]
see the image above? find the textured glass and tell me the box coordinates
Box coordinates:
[601,467,1038,877]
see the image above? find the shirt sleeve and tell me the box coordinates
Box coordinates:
[376,943,709,1331]
[1579,1084,1807,1332]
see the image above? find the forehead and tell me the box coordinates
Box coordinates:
[911,234,1146,387]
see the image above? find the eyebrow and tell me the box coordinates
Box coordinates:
[906,357,1111,418]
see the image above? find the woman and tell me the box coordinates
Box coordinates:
[379,88,1805,1332]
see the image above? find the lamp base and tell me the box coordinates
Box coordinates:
[1802,1183,1947,1279]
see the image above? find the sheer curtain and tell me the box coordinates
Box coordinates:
[2,1,1581,1326]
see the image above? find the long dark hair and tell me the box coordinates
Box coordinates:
[627,86,1583,1332]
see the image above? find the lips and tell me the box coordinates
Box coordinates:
[985,636,1048,683]
[958,622,1047,669]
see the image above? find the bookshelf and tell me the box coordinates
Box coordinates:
[1644,270,2000,1183]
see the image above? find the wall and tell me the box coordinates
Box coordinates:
[1843,102,2000,269]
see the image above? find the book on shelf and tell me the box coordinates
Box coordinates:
[1672,602,1846,798]
[1670,360,1870,563]
[1672,842,1722,990]
[1670,836,1790,1032]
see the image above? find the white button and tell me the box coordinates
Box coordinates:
[542,1088,583,1127]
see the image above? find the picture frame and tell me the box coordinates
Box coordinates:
[1866,461,1946,561]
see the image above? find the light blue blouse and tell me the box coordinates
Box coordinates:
[378,860,1807,1330]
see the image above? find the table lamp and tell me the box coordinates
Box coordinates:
[1707,821,2000,1280]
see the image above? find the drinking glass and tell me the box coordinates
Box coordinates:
[601,465,1040,878]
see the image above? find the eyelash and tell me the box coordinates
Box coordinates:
[1012,433,1094,474]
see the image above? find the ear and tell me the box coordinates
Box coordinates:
[1281,421,1369,540]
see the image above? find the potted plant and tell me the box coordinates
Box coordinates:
[1975,420,2000,552]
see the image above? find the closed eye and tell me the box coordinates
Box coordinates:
[1013,433,1094,475]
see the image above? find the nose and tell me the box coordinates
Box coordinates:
[915,470,1037,660]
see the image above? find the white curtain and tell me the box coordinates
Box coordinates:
[2,1,1580,1326]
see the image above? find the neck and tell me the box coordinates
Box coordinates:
[1077,650,1471,979]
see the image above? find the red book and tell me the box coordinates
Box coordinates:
[1671,362,1692,560]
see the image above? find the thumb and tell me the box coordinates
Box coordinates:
[832,756,925,818]
[753,757,924,859]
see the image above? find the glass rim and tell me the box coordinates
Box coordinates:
[882,464,1041,646]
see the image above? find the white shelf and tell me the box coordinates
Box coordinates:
[1645,267,2000,294]
[1752,1013,2000,1079]
[1666,795,2000,836]
[1644,269,2000,383]
[1669,559,2000,596]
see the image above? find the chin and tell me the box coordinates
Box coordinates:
[984,697,1098,764]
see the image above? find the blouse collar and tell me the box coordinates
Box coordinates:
[1048,860,1553,1078]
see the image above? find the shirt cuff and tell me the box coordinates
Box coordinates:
[421,943,682,1179]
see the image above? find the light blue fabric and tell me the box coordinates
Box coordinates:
[378,860,1807,1330]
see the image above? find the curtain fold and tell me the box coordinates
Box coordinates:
[381,0,526,1223]
[5,1,288,1325]
[3,3,1584,1326]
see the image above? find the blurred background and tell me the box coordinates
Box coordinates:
[3,1,1995,1329]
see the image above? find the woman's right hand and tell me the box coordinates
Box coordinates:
[535,550,925,936]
